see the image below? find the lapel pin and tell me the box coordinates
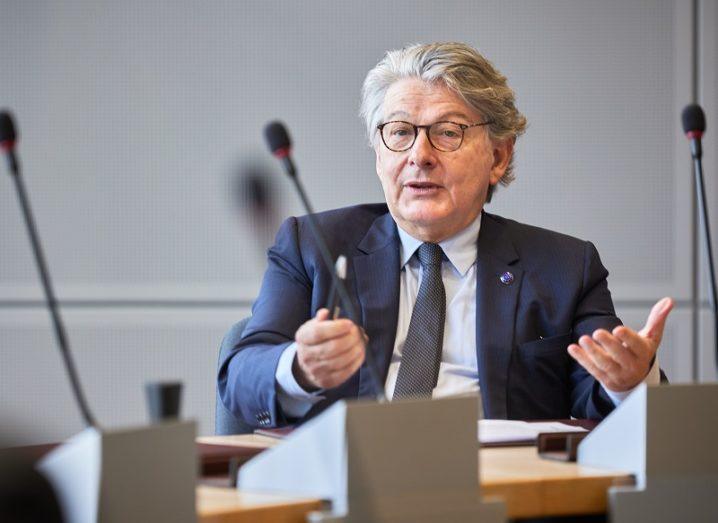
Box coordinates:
[499,271,514,285]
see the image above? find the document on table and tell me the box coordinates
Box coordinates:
[478,419,588,444]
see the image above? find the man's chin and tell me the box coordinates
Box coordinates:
[392,208,456,235]
[400,210,450,227]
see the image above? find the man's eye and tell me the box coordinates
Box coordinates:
[441,129,459,138]
[392,128,411,136]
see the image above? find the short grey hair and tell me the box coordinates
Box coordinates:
[360,42,527,198]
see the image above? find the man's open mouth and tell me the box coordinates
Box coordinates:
[404,181,441,191]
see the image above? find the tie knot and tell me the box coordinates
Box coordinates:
[417,242,443,268]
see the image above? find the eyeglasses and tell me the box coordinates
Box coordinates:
[377,120,494,152]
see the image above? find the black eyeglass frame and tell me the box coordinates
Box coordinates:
[376,119,494,152]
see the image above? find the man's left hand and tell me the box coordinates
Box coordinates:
[568,297,673,392]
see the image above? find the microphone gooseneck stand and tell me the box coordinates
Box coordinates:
[2,119,98,428]
[286,170,387,402]
[265,121,387,401]
[682,104,717,376]
[690,138,718,374]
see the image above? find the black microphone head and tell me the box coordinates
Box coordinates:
[264,121,292,158]
[682,104,706,138]
[0,110,18,149]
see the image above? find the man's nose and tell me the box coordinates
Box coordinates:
[408,128,437,167]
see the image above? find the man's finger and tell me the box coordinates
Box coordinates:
[323,347,365,388]
[296,317,355,345]
[611,325,656,362]
[307,331,363,370]
[578,335,619,374]
[312,342,365,389]
[638,297,673,343]
[568,344,609,383]
[592,329,636,368]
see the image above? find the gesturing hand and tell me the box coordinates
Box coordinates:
[293,308,366,391]
[568,297,673,392]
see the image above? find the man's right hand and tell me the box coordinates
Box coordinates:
[293,308,366,391]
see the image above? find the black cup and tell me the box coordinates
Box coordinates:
[145,381,183,422]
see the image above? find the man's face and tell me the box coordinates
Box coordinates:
[374,78,511,242]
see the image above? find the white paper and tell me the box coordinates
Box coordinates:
[37,427,102,523]
[478,419,587,444]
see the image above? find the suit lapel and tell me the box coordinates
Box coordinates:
[475,213,522,419]
[353,213,401,397]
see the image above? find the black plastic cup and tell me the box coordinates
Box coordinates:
[145,381,183,422]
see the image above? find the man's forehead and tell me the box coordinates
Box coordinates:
[382,78,477,121]
[384,109,473,122]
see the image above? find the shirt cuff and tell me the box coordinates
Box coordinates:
[275,342,324,418]
[602,356,661,406]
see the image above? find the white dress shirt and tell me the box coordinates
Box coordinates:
[275,214,660,417]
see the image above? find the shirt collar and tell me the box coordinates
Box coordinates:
[397,213,482,277]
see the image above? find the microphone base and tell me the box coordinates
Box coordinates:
[239,395,504,522]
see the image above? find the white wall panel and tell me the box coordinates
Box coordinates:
[0,0,693,302]
[0,307,249,444]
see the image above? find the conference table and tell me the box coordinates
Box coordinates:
[195,433,634,522]
[16,429,633,521]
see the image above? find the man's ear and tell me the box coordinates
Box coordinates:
[374,142,383,177]
[489,139,514,185]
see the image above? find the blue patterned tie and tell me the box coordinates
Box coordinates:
[393,243,446,399]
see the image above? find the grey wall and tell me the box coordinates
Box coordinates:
[1,0,714,444]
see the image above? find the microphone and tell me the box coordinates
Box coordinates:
[264,122,297,178]
[682,104,706,159]
[682,104,718,374]
[0,111,20,175]
[0,110,98,427]
[264,121,387,401]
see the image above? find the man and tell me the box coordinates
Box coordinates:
[218,42,672,429]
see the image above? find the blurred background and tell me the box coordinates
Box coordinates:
[1,0,716,443]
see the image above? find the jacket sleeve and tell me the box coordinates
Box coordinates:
[568,241,623,419]
[217,216,314,429]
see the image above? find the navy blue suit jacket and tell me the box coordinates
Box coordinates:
[218,204,623,429]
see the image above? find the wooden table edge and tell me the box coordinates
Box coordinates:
[482,473,634,518]
[197,486,323,523]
